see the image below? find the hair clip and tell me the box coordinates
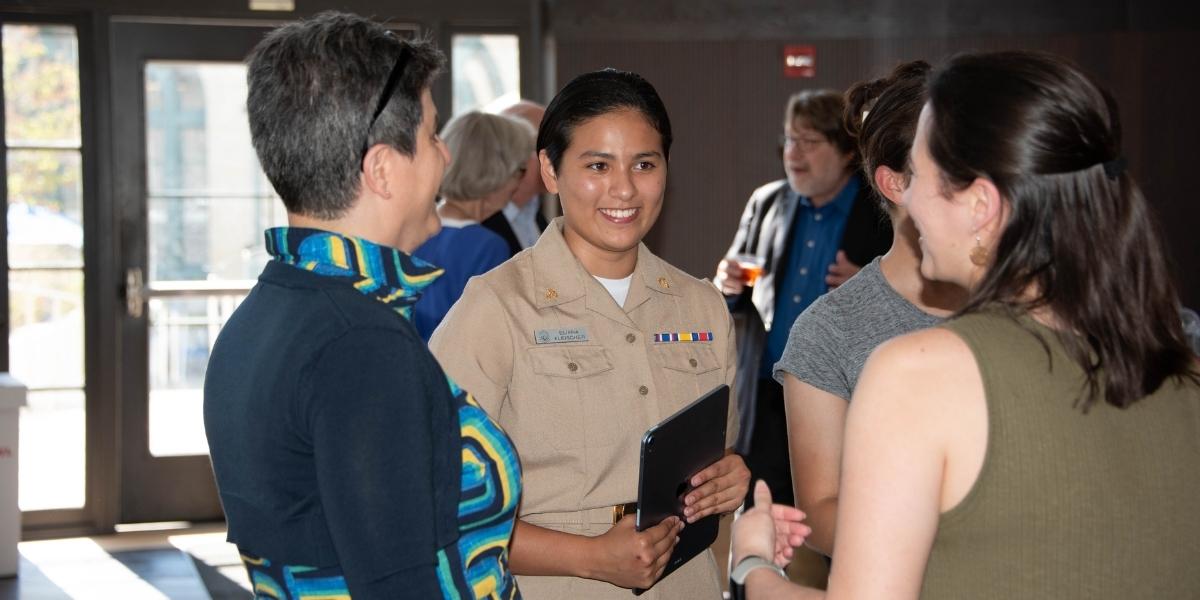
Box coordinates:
[1102,156,1126,180]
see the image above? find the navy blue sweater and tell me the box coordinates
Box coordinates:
[204,260,460,597]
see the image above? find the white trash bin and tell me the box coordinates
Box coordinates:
[0,373,26,578]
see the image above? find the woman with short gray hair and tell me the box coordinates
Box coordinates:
[205,11,522,598]
[414,110,535,340]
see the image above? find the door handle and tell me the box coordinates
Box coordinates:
[125,267,146,318]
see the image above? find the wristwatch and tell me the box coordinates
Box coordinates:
[730,555,786,585]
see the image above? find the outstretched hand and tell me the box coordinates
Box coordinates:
[732,480,811,568]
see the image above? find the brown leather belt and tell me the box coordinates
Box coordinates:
[611,502,637,524]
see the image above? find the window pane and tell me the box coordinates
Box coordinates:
[145,62,272,197]
[8,269,83,389]
[7,149,83,269]
[144,61,283,282]
[142,60,284,457]
[4,23,86,515]
[148,295,244,457]
[452,34,520,115]
[2,24,81,147]
[19,389,85,510]
[148,194,285,282]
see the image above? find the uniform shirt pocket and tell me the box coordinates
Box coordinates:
[528,345,615,379]
[653,344,724,399]
[654,344,721,374]
[521,345,614,450]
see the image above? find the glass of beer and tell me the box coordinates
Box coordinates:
[733,254,764,286]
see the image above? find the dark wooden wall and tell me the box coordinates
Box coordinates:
[4,0,1197,303]
[548,0,1200,307]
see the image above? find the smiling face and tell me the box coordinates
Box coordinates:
[903,105,977,287]
[392,88,451,252]
[540,109,666,277]
[783,117,854,205]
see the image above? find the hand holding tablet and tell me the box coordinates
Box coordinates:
[633,384,731,594]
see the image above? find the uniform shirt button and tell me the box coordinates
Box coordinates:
[626,333,636,343]
[814,213,823,221]
[799,267,808,276]
[793,294,802,303]
[567,362,579,372]
[638,385,649,396]
[689,358,698,368]
[806,240,815,248]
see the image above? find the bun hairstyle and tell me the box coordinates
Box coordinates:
[843,60,931,215]
[926,50,1197,410]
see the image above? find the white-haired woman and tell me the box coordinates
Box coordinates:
[414,110,535,339]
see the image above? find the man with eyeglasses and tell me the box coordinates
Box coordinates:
[204,11,522,599]
[713,90,891,510]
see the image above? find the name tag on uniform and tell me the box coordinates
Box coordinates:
[534,327,590,344]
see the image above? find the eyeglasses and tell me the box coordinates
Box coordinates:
[361,44,413,163]
[779,133,828,152]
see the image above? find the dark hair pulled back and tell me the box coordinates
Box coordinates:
[926,50,1196,410]
[537,68,672,173]
[844,60,931,214]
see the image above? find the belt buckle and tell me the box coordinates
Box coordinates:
[612,502,637,524]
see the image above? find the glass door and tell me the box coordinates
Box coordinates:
[111,20,283,523]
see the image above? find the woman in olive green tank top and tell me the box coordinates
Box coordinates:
[730,50,1200,600]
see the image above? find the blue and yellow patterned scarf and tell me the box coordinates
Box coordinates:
[264,227,443,321]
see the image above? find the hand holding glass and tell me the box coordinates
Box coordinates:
[734,254,764,286]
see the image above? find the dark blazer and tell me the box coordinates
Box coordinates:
[481,208,549,257]
[724,174,892,450]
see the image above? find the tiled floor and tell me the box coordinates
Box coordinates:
[0,524,249,599]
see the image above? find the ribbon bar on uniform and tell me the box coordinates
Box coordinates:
[653,331,714,343]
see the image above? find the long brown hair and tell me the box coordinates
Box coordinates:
[926,50,1196,410]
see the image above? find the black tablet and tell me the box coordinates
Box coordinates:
[633,384,730,594]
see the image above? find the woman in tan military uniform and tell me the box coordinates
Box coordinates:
[430,69,750,598]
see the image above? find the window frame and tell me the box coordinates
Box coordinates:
[1,9,113,539]
[440,22,535,116]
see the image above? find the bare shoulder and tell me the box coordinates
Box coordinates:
[854,327,981,418]
[866,327,975,380]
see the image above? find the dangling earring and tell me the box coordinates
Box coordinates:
[969,235,989,266]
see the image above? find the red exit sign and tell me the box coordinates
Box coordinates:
[784,45,816,78]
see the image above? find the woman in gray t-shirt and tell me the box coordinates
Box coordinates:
[772,62,966,556]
